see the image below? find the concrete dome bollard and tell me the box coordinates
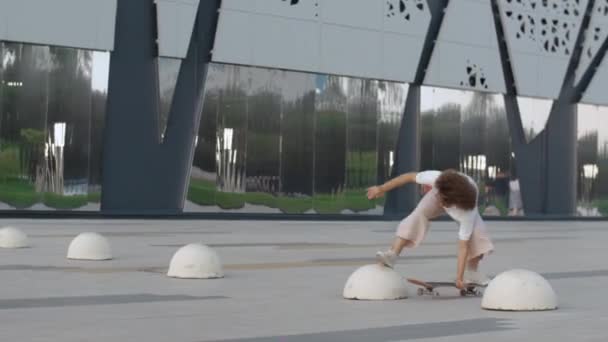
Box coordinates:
[67,232,112,260]
[482,269,557,311]
[343,264,408,300]
[0,226,29,248]
[167,243,224,279]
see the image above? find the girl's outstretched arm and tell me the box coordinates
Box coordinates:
[367,172,418,199]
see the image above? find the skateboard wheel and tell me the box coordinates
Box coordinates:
[433,291,440,297]
[417,288,424,296]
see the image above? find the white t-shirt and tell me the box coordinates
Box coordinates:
[415,170,479,241]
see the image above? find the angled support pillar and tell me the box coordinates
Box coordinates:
[385,0,449,215]
[385,85,421,215]
[490,0,594,215]
[101,0,221,214]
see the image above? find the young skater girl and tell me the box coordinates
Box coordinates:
[367,170,494,289]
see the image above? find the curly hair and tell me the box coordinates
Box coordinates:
[435,169,477,210]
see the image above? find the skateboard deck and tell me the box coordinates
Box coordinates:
[407,278,486,297]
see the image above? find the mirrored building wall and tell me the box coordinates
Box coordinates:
[420,87,516,216]
[187,63,407,214]
[0,42,109,210]
[577,104,608,217]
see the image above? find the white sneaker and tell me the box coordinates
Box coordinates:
[464,270,491,286]
[376,249,397,268]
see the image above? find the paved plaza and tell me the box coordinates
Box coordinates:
[0,218,606,341]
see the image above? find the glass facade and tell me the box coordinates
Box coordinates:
[517,96,553,143]
[157,57,181,142]
[577,104,608,217]
[2,50,604,218]
[0,42,108,210]
[187,63,407,214]
[420,87,515,216]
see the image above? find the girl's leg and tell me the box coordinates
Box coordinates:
[377,189,445,267]
[376,238,414,267]
[465,218,494,284]
[467,254,483,271]
[391,237,414,255]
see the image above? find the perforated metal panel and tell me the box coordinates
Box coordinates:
[497,0,589,99]
[155,0,200,58]
[212,0,431,82]
[0,0,117,51]
[425,0,506,93]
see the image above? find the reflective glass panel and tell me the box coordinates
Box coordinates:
[0,42,108,210]
[377,82,408,209]
[88,51,110,209]
[517,96,553,143]
[313,75,347,214]
[344,79,379,214]
[421,86,514,216]
[157,57,181,142]
[44,47,92,209]
[186,63,409,215]
[279,72,315,213]
[577,104,608,216]
[187,63,222,211]
[215,66,248,209]
[0,43,49,209]
[244,67,281,212]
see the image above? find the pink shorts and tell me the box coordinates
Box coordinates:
[396,189,494,260]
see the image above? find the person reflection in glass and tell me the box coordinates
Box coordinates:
[508,177,523,216]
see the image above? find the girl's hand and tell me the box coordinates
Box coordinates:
[455,278,466,290]
[366,186,384,200]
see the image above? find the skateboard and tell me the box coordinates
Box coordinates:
[406,278,486,297]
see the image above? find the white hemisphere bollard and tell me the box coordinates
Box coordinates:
[343,264,408,300]
[0,226,29,248]
[167,243,224,279]
[482,269,557,311]
[67,232,112,260]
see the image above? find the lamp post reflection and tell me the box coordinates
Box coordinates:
[41,122,67,194]
[582,163,599,214]
[53,122,66,194]
[216,127,243,193]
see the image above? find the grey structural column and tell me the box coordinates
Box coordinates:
[490,0,594,215]
[385,85,420,215]
[545,86,578,214]
[545,0,598,214]
[490,0,546,214]
[101,0,220,214]
[385,0,449,215]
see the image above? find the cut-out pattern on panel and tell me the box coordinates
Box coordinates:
[504,0,583,17]
[539,18,576,55]
[503,1,584,56]
[507,12,537,41]
[575,0,608,84]
[386,0,425,21]
[425,0,506,93]
[281,0,319,17]
[498,0,589,98]
[460,60,489,90]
